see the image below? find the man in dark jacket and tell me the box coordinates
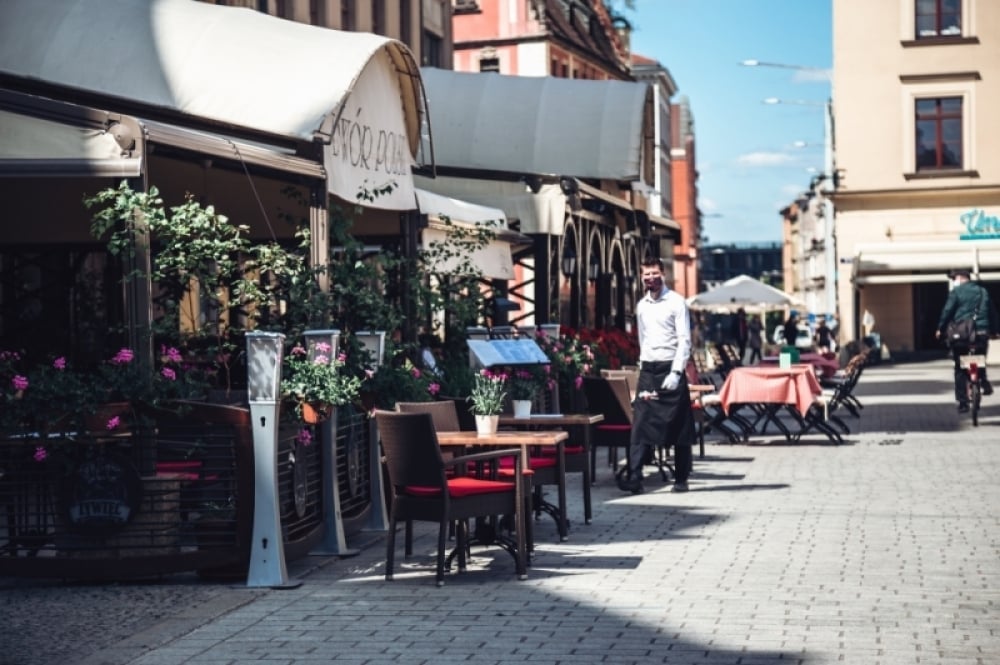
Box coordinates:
[936,268,1000,411]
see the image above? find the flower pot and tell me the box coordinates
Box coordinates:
[474,414,499,436]
[301,401,331,424]
[512,400,532,419]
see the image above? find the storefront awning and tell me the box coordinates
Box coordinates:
[0,0,426,209]
[416,188,530,281]
[853,241,1000,284]
[414,175,567,235]
[419,68,652,182]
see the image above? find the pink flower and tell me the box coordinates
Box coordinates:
[291,345,307,356]
[33,446,47,463]
[315,342,332,354]
[574,375,584,390]
[111,348,134,364]
[411,367,421,378]
[296,428,313,445]
[161,367,177,381]
[337,352,347,363]
[428,382,441,396]
[314,354,330,366]
[12,375,28,391]
[53,357,67,370]
[106,416,121,431]
[365,369,375,380]
[161,346,183,363]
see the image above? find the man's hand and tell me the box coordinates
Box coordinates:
[661,372,680,391]
[935,330,941,340]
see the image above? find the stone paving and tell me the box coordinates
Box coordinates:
[2,358,999,665]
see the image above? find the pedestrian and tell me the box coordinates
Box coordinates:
[734,308,749,362]
[814,318,833,354]
[935,268,999,412]
[618,256,697,494]
[782,311,800,348]
[747,314,763,364]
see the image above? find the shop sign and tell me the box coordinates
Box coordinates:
[58,453,142,536]
[959,209,1000,240]
[325,50,415,210]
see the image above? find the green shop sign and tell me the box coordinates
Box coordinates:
[959,209,1000,240]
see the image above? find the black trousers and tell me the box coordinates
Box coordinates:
[629,361,696,482]
[951,336,990,404]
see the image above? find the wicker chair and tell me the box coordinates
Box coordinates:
[374,410,526,586]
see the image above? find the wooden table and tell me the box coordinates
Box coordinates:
[718,365,823,441]
[436,430,569,562]
[498,413,604,537]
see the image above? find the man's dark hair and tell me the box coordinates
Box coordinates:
[640,256,663,270]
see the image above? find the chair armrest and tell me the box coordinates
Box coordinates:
[446,448,522,468]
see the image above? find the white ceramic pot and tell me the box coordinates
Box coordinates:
[474,414,499,436]
[512,400,532,419]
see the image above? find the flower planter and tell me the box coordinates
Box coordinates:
[512,399,532,418]
[301,401,331,424]
[475,414,499,436]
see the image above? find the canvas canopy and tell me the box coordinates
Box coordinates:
[687,274,802,311]
[419,68,653,182]
[0,0,426,209]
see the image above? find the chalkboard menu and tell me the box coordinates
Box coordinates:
[468,339,549,368]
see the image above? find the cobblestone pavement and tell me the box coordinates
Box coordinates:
[3,358,999,665]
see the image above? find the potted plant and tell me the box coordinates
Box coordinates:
[467,369,507,435]
[508,367,546,418]
[280,341,362,423]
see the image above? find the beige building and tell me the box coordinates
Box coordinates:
[833,0,1000,353]
[205,0,453,67]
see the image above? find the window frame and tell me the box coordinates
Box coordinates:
[901,79,977,179]
[900,0,975,44]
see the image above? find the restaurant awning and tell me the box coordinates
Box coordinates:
[419,68,653,182]
[852,241,1000,284]
[415,188,530,281]
[0,0,426,209]
[414,175,567,235]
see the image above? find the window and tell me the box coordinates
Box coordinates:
[479,57,499,73]
[915,97,962,170]
[372,0,385,35]
[341,0,355,31]
[422,30,442,67]
[915,0,961,39]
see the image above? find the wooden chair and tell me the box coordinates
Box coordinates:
[396,400,462,432]
[374,411,526,586]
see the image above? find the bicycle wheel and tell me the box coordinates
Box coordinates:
[971,382,981,426]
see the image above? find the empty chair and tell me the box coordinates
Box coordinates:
[374,410,526,586]
[396,400,462,432]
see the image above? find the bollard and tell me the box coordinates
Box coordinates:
[245,332,300,588]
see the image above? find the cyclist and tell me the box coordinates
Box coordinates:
[935,268,1000,412]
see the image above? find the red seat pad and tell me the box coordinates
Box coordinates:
[538,445,585,455]
[498,456,556,470]
[156,461,202,472]
[404,476,516,498]
[596,424,631,432]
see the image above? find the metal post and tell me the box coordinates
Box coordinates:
[245,331,300,588]
[303,329,359,557]
[823,98,838,318]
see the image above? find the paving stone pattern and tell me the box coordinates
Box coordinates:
[2,358,998,665]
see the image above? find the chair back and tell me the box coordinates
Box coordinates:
[396,400,461,432]
[582,376,633,425]
[374,411,447,492]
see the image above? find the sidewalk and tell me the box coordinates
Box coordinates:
[4,359,999,665]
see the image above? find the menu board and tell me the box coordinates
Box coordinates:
[468,339,549,368]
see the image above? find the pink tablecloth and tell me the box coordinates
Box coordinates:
[760,353,840,378]
[718,365,823,417]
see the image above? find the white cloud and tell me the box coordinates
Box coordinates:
[736,151,794,167]
[699,196,718,212]
[792,68,832,84]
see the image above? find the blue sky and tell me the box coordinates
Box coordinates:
[622,0,832,245]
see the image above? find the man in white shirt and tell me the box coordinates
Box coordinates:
[618,256,697,494]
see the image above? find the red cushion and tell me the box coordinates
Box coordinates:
[404,476,515,498]
[538,445,585,456]
[156,461,202,472]
[498,456,556,470]
[597,424,631,432]
[497,468,535,478]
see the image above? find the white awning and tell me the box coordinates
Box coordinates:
[414,175,567,235]
[415,188,506,226]
[853,241,1000,283]
[0,108,141,177]
[0,0,426,209]
[419,68,652,182]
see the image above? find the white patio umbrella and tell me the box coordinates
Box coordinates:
[687,274,802,312]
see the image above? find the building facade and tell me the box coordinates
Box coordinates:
[833,0,1000,352]
[205,0,454,68]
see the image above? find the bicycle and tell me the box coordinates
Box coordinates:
[958,351,987,426]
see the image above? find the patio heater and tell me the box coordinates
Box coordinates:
[303,329,359,557]
[245,331,300,588]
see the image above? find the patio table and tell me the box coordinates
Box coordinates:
[718,365,823,441]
